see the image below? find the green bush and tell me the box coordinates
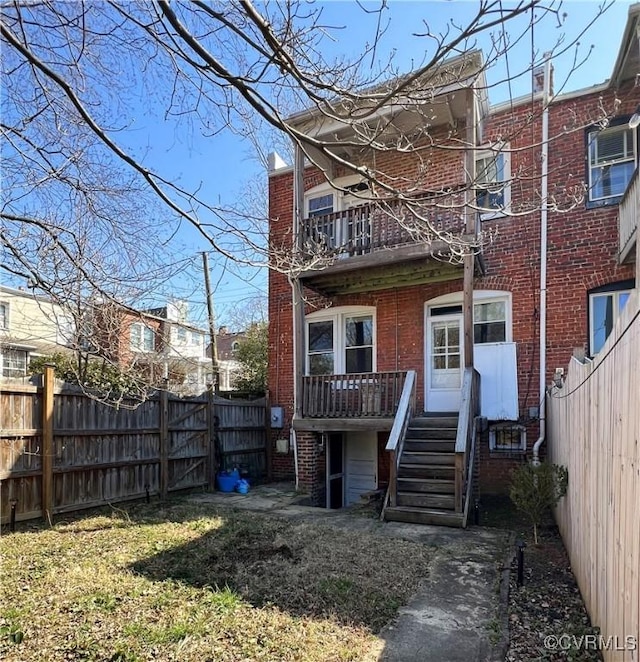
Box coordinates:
[509,462,568,544]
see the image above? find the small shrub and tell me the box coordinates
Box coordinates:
[509,462,568,544]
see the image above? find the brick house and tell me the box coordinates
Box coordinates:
[267,8,639,525]
[94,301,210,394]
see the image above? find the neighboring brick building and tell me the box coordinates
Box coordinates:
[94,301,210,395]
[267,9,639,523]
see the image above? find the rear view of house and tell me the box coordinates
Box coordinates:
[267,7,639,524]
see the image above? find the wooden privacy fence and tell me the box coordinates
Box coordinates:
[548,290,639,660]
[0,367,268,523]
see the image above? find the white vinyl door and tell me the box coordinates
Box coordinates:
[344,432,377,506]
[426,314,464,412]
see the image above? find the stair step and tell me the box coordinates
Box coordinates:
[406,427,457,440]
[397,477,455,494]
[404,439,456,453]
[401,452,455,466]
[398,463,454,479]
[396,491,455,510]
[409,416,459,429]
[385,506,463,527]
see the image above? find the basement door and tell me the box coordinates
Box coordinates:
[344,432,378,506]
[425,308,464,412]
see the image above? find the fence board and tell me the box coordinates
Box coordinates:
[214,396,267,479]
[548,290,640,660]
[1,384,267,523]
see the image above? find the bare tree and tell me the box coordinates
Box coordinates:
[1,1,616,309]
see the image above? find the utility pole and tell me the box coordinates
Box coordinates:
[202,252,220,393]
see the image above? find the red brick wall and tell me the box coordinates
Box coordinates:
[268,83,638,494]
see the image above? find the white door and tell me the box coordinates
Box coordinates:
[344,432,377,506]
[426,313,464,412]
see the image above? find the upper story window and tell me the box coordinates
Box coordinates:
[475,146,510,219]
[588,280,634,355]
[231,340,240,352]
[0,302,8,330]
[306,307,375,375]
[587,123,637,205]
[308,193,334,217]
[130,323,155,352]
[176,326,187,343]
[190,331,200,346]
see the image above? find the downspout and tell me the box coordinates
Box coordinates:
[533,53,552,466]
[290,142,305,486]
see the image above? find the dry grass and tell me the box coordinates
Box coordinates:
[1,499,433,661]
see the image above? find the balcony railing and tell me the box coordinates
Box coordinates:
[301,201,466,260]
[619,167,639,264]
[302,371,407,418]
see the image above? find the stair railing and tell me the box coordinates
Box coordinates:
[381,369,416,518]
[454,368,480,519]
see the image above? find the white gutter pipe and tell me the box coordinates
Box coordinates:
[533,52,552,466]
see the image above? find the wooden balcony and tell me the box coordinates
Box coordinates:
[294,371,406,431]
[298,202,482,295]
[619,167,639,264]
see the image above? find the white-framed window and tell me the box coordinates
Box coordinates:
[589,282,634,355]
[190,331,200,346]
[474,300,507,343]
[475,145,511,219]
[306,307,375,375]
[0,302,8,330]
[130,323,155,352]
[489,423,526,452]
[587,124,637,204]
[231,340,240,352]
[1,348,28,378]
[176,326,187,343]
[308,193,334,218]
[304,177,370,219]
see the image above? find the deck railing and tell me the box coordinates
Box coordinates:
[618,167,639,263]
[301,371,407,418]
[454,367,480,524]
[301,201,466,259]
[382,370,417,514]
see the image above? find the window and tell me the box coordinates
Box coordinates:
[589,282,634,355]
[130,323,155,352]
[474,301,506,343]
[587,124,637,204]
[308,193,334,217]
[345,315,373,373]
[231,340,240,352]
[306,308,375,375]
[308,320,334,375]
[1,348,27,378]
[489,423,526,452]
[0,302,8,330]
[176,326,187,343]
[191,331,200,346]
[475,147,510,218]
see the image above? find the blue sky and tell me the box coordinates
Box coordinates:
[150,0,633,329]
[4,1,632,330]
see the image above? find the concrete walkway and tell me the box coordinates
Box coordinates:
[187,484,513,662]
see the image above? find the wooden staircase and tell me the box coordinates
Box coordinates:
[384,415,464,527]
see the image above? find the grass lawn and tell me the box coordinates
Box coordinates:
[0,498,433,661]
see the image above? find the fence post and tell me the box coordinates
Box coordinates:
[159,386,169,498]
[265,395,273,481]
[42,365,55,521]
[206,387,217,491]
